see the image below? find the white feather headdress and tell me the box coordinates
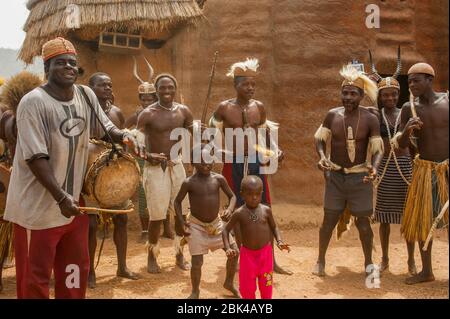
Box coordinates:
[340,64,378,104]
[227,58,260,78]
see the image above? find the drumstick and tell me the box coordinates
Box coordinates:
[423,200,449,251]
[80,206,134,214]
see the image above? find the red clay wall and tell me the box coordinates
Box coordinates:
[77,0,449,205]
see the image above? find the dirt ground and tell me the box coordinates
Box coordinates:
[0,204,448,299]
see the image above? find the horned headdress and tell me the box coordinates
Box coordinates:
[133,56,156,94]
[369,46,402,90]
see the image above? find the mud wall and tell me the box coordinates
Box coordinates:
[77,0,449,205]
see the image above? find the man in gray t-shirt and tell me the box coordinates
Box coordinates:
[3,37,143,299]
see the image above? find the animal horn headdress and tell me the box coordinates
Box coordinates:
[370,46,402,90]
[133,56,156,94]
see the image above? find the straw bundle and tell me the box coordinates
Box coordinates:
[0,71,42,114]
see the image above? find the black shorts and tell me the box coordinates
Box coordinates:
[324,171,373,217]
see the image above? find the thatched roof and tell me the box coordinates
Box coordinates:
[20,0,205,64]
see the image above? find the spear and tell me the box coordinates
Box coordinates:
[201,51,219,124]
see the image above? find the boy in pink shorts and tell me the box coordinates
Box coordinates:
[222,175,290,299]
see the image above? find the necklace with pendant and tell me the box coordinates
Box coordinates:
[249,209,259,222]
[342,108,361,163]
[236,100,250,129]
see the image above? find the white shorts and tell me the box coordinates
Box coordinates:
[187,219,235,256]
[142,161,188,221]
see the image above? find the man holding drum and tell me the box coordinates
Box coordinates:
[87,72,139,289]
[2,37,143,299]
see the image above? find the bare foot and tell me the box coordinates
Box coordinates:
[117,268,140,280]
[405,271,435,285]
[408,261,418,276]
[147,255,161,274]
[379,259,389,273]
[88,271,96,289]
[274,263,293,275]
[188,292,200,299]
[176,254,190,271]
[223,282,240,298]
[312,262,325,277]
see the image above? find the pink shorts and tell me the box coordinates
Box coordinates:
[239,243,273,299]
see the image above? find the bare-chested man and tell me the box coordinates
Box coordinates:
[394,63,449,285]
[174,144,239,299]
[87,73,139,288]
[313,65,384,277]
[209,58,291,275]
[137,73,193,273]
[124,77,174,242]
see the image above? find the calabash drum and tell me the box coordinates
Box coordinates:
[83,140,140,209]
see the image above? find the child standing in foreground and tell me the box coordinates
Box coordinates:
[174,145,240,299]
[222,175,290,299]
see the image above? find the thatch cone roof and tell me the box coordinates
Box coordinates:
[20,0,205,64]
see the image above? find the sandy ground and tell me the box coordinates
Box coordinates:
[0,204,448,299]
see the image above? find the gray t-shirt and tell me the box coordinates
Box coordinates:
[4,85,115,230]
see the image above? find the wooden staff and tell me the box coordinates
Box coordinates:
[80,206,134,215]
[423,200,449,251]
[201,51,219,124]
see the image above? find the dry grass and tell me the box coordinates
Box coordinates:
[20,0,204,63]
[0,71,42,114]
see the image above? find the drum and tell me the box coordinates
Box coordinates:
[83,140,140,209]
[0,164,11,216]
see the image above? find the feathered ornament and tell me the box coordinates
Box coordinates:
[227,58,259,78]
[340,64,378,104]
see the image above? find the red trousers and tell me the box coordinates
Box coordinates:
[239,243,274,299]
[14,214,89,299]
